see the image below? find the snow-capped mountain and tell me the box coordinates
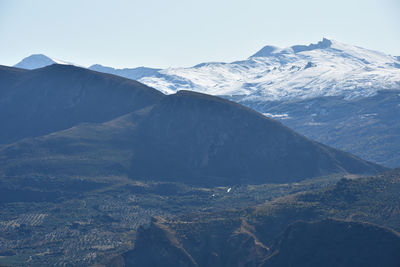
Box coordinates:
[14,39,400,101]
[14,54,72,70]
[138,38,400,100]
[81,38,400,168]
[7,39,400,167]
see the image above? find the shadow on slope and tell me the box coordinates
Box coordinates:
[0,64,163,144]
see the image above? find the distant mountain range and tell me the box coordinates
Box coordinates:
[14,38,400,101]
[12,39,400,167]
[14,54,72,70]
[0,64,384,185]
[0,54,398,266]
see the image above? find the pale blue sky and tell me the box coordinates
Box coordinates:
[1,0,399,68]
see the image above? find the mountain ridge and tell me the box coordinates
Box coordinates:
[13,38,400,101]
[14,54,72,70]
[8,39,400,168]
[114,169,400,267]
[0,65,385,185]
[0,64,163,144]
[251,37,334,57]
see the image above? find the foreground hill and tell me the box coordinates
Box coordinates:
[129,91,384,184]
[121,219,400,267]
[114,169,400,267]
[0,88,384,185]
[0,167,397,265]
[0,64,163,144]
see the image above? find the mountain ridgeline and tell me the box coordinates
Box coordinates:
[120,219,400,267]
[1,40,398,267]
[0,64,163,144]
[129,91,384,184]
[114,169,400,267]
[13,39,400,168]
[0,64,384,185]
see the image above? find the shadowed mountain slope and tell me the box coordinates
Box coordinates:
[239,89,400,168]
[0,64,163,144]
[12,39,400,168]
[122,219,400,267]
[0,88,385,185]
[130,91,384,184]
[262,220,400,267]
[122,218,198,267]
[0,65,29,92]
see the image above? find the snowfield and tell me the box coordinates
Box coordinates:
[137,38,400,101]
[13,38,400,102]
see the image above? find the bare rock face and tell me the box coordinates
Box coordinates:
[122,218,197,267]
[121,218,269,267]
[120,218,400,267]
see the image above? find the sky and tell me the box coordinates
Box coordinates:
[1,0,399,68]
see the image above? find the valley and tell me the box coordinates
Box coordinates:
[0,38,399,266]
[0,172,348,266]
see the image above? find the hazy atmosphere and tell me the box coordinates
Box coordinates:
[1,0,399,68]
[1,1,400,266]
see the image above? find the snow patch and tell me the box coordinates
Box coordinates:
[136,38,400,101]
[263,113,291,119]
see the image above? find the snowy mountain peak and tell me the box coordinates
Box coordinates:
[290,37,333,53]
[139,39,400,101]
[14,54,71,70]
[250,45,280,57]
[252,38,334,57]
[11,39,400,102]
